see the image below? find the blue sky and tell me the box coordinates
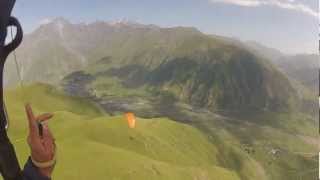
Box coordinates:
[12,0,318,54]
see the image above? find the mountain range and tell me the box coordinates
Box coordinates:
[3,18,318,180]
[6,17,315,113]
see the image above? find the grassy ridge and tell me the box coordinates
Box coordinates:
[3,84,240,180]
[4,84,317,180]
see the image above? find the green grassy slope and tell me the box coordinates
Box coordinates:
[189,111,319,180]
[62,74,319,180]
[3,84,241,180]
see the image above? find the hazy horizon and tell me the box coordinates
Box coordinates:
[20,17,317,57]
[12,0,318,55]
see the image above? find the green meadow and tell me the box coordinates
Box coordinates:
[4,84,241,180]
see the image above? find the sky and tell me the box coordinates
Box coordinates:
[12,0,318,55]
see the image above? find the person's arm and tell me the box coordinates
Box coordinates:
[23,104,56,180]
[23,158,51,180]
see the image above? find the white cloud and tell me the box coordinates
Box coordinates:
[209,0,318,18]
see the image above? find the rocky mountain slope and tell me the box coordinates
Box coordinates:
[8,18,296,112]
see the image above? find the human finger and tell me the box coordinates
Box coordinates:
[25,104,38,136]
[36,113,54,123]
[42,126,55,155]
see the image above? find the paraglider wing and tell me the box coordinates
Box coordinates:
[125,112,136,129]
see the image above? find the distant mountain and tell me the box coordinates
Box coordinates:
[5,18,88,85]
[244,41,318,92]
[6,18,298,112]
[245,41,284,62]
[276,54,318,92]
[5,17,199,85]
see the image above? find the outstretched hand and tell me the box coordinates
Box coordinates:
[25,104,56,178]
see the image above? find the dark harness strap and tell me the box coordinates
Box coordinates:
[0,0,24,179]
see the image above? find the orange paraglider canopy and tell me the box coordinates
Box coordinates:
[125,112,136,128]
